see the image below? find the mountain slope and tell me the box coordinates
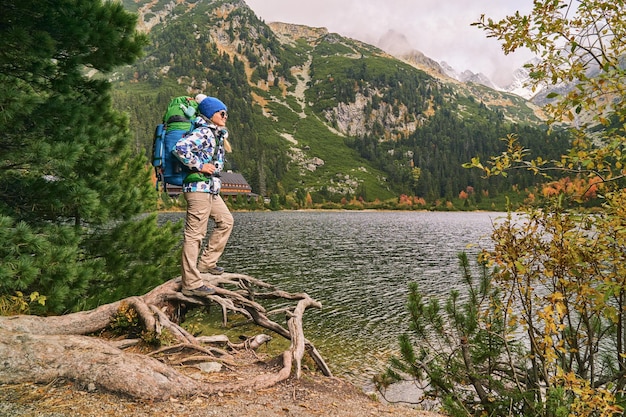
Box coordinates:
[113,0,568,204]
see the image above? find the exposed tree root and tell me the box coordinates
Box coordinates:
[0,273,332,400]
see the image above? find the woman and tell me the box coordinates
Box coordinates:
[173,96,233,297]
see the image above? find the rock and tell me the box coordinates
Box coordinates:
[197,362,222,373]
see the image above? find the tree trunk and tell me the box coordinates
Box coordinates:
[0,273,332,400]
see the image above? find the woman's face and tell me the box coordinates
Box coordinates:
[211,110,228,127]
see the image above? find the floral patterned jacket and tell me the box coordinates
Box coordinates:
[173,116,228,194]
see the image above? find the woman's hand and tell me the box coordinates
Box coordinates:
[200,163,216,175]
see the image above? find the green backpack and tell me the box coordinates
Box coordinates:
[152,96,200,190]
[162,96,199,131]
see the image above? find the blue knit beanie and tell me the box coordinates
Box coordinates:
[198,96,227,117]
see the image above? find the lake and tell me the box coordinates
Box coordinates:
[163,210,504,391]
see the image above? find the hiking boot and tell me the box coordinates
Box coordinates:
[198,265,224,275]
[182,285,216,297]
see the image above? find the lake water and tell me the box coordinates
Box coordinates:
[163,210,504,391]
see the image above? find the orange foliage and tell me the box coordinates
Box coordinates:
[349,197,364,208]
[541,176,601,200]
[459,186,475,200]
[397,195,427,207]
[398,194,413,205]
[150,165,159,187]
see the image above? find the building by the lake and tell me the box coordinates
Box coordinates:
[162,171,254,198]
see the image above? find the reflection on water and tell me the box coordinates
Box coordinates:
[161,210,503,390]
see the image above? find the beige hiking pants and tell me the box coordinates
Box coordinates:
[181,192,234,290]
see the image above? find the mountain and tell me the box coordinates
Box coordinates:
[439,63,538,100]
[502,61,543,100]
[376,30,447,78]
[113,0,569,205]
[452,63,539,101]
[373,29,538,100]
[372,30,542,113]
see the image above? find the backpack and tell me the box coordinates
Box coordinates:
[152,96,199,191]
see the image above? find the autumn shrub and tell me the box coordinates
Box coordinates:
[384,1,626,414]
[382,208,626,416]
[0,292,47,316]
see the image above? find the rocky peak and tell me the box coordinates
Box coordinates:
[400,50,448,79]
[459,70,498,89]
[268,22,329,42]
[376,29,412,56]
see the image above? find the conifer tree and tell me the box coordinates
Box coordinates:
[0,0,182,313]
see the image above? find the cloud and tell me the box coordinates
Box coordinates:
[245,0,536,86]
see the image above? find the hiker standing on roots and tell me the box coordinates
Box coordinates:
[173,96,234,297]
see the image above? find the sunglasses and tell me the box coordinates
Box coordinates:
[217,110,228,118]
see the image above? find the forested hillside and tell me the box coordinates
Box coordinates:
[113,0,570,207]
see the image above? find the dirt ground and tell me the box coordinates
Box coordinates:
[0,377,445,417]
[0,350,445,417]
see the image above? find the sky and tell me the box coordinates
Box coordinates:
[244,0,536,86]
